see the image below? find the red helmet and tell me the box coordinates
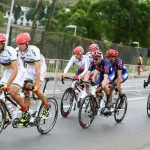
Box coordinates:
[0,34,6,43]
[74,46,84,54]
[16,32,31,44]
[89,44,100,51]
[93,50,102,58]
[106,49,118,57]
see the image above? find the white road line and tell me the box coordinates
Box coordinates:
[128,97,146,101]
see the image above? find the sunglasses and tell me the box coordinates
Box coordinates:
[93,58,99,61]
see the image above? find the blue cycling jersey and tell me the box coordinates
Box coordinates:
[113,58,128,75]
[88,59,114,75]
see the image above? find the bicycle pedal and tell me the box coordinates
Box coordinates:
[3,121,11,129]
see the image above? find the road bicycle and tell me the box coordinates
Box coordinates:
[143,80,150,117]
[60,77,86,117]
[78,81,128,129]
[0,77,58,135]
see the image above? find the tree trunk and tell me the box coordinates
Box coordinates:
[41,0,57,55]
[45,0,57,32]
[30,0,43,44]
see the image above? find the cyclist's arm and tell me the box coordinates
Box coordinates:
[34,61,41,88]
[84,70,91,82]
[116,70,122,85]
[101,74,109,89]
[92,70,99,82]
[80,56,89,77]
[63,56,74,74]
[7,60,18,86]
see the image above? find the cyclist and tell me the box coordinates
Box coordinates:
[61,46,89,80]
[106,49,128,108]
[15,32,50,126]
[85,43,103,63]
[84,50,115,109]
[0,33,27,124]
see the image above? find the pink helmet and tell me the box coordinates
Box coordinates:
[74,46,84,54]
[93,50,102,58]
[0,34,6,43]
[106,49,118,57]
[16,32,31,44]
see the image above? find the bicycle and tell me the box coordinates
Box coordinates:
[143,80,150,117]
[60,77,86,117]
[78,81,128,129]
[0,77,58,135]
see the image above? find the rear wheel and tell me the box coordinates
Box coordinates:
[114,95,128,123]
[78,95,95,129]
[147,93,150,117]
[60,87,75,117]
[37,97,58,135]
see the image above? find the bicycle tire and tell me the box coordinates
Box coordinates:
[114,95,128,123]
[78,95,95,129]
[0,101,6,133]
[147,93,150,117]
[37,97,58,135]
[60,87,75,117]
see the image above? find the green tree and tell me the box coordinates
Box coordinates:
[13,5,21,24]
[0,11,4,26]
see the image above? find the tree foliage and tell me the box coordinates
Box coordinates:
[13,5,21,24]
[55,0,150,48]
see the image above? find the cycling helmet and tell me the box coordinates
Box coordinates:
[16,32,31,44]
[0,34,6,43]
[89,44,100,51]
[106,49,118,57]
[74,46,84,54]
[93,50,102,58]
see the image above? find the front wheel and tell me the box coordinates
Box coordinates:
[114,95,128,123]
[37,97,58,135]
[147,93,150,117]
[0,102,5,133]
[60,87,75,117]
[78,95,95,129]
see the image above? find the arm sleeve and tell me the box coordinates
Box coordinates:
[80,56,89,76]
[63,56,74,74]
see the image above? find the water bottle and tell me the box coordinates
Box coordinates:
[113,94,118,103]
[75,90,79,99]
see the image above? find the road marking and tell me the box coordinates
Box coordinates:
[128,97,146,101]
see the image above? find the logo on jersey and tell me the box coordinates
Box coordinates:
[31,50,36,56]
[104,65,109,73]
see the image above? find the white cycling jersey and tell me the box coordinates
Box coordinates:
[64,55,89,76]
[16,45,47,82]
[0,46,26,87]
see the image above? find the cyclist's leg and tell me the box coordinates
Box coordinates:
[118,73,128,108]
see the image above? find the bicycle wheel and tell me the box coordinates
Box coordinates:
[147,93,150,117]
[78,95,95,129]
[60,87,75,117]
[114,95,128,123]
[0,101,5,133]
[36,97,58,135]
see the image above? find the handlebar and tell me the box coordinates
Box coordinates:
[61,76,78,84]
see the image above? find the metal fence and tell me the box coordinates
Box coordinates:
[0,59,149,98]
